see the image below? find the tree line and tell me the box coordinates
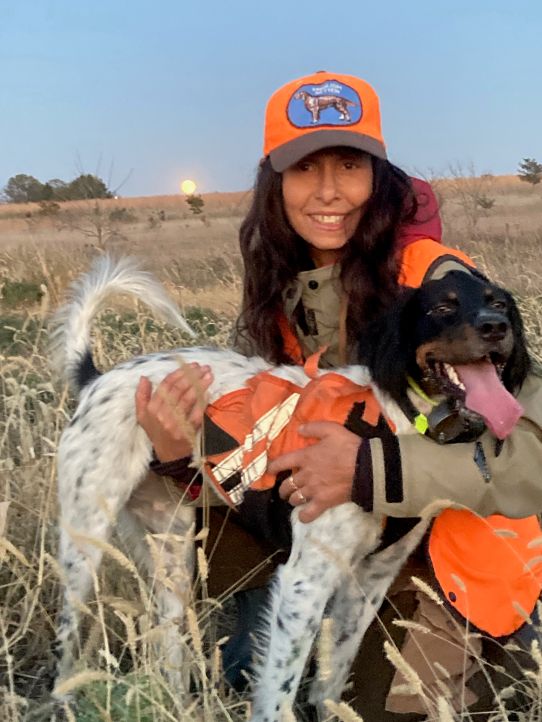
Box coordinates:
[2,158,540,205]
[1,173,113,204]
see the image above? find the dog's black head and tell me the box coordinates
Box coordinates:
[358,271,530,442]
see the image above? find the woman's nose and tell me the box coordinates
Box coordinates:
[315,164,340,203]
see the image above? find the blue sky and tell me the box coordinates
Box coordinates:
[1,0,540,197]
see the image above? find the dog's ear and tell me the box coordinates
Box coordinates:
[502,289,531,392]
[357,287,418,401]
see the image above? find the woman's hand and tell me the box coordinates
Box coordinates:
[135,363,213,462]
[268,421,361,523]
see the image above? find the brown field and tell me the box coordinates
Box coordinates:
[0,176,541,721]
[1,175,541,318]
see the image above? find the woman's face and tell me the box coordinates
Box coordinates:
[281,148,373,267]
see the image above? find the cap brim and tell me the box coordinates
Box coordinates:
[269,129,387,172]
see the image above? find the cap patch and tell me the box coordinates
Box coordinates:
[287,79,362,129]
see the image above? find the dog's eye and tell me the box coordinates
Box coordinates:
[427,304,456,316]
[490,300,507,311]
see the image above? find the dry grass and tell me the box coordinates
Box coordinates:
[0,300,245,722]
[0,177,541,721]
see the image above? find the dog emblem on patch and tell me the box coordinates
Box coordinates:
[288,79,362,127]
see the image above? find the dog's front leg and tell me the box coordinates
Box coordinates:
[250,503,373,722]
[310,517,430,712]
[307,512,383,714]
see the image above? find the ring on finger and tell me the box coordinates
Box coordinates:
[287,474,299,492]
[295,489,307,504]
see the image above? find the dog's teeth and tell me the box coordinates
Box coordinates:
[443,363,464,389]
[443,363,457,382]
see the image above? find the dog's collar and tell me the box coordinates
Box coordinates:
[403,375,486,444]
[406,375,439,408]
[406,376,436,436]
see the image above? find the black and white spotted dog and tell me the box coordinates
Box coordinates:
[50,257,528,720]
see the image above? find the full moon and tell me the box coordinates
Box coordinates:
[181,179,197,196]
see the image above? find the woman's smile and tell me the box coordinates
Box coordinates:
[310,213,348,227]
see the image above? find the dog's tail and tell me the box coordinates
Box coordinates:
[50,256,194,393]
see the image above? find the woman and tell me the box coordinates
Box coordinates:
[136,72,542,719]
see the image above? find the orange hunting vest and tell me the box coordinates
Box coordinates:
[204,239,541,637]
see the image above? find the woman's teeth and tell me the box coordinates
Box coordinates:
[312,215,344,224]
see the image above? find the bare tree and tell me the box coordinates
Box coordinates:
[447,163,496,233]
[60,200,128,251]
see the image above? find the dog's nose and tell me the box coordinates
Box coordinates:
[476,310,509,342]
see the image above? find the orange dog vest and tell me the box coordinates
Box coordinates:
[203,364,385,507]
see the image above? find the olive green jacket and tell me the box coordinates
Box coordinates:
[367,372,542,519]
[233,259,542,519]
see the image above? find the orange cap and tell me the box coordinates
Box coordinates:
[264,71,386,172]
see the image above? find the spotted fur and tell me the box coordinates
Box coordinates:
[50,257,438,718]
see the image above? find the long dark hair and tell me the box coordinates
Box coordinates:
[236,152,418,363]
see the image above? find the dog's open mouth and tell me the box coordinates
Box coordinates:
[425,355,523,439]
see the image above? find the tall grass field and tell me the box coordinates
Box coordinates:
[0,177,541,721]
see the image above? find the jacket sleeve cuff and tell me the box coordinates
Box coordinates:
[352,440,374,511]
[352,436,405,514]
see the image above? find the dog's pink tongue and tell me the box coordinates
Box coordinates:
[456,361,523,439]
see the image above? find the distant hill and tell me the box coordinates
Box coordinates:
[0,189,253,219]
